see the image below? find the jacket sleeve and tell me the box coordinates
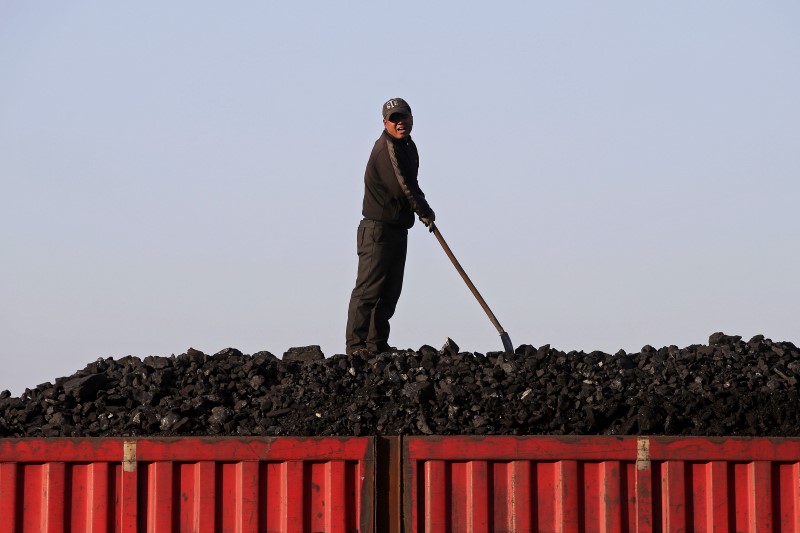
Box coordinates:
[386,138,433,217]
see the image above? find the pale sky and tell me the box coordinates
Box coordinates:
[2,1,798,395]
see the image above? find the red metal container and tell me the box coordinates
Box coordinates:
[404,435,800,533]
[0,437,374,533]
[3,435,800,532]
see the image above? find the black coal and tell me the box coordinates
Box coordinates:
[2,332,799,438]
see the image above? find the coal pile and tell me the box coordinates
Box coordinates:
[1,333,799,438]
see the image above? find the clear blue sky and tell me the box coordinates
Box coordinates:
[2,2,798,395]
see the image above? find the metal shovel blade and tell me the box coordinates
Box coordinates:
[501,332,514,354]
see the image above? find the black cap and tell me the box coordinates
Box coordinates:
[382,98,412,120]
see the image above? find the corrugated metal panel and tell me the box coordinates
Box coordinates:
[403,436,800,533]
[3,435,800,532]
[0,437,374,533]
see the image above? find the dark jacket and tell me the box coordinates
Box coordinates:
[361,130,432,229]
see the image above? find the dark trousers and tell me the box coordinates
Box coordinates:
[345,219,408,353]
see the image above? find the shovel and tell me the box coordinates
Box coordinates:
[429,222,514,354]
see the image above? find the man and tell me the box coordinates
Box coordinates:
[345,98,435,355]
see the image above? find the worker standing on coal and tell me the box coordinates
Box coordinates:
[345,98,435,355]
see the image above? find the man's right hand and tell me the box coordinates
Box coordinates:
[420,211,435,232]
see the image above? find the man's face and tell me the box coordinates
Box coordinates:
[384,112,413,140]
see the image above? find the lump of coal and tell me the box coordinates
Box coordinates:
[63,374,108,402]
[282,346,325,363]
[440,337,460,357]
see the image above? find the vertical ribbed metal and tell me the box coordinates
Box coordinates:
[750,461,773,532]
[510,460,533,533]
[599,460,621,533]
[1,435,798,532]
[148,461,173,533]
[790,462,800,530]
[325,460,347,533]
[706,460,730,531]
[191,461,216,533]
[466,460,488,532]
[119,456,138,533]
[42,462,65,533]
[0,437,374,533]
[403,436,800,533]
[661,460,686,532]
[423,460,446,533]
[0,463,19,533]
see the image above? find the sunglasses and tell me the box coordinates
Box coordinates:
[387,113,412,123]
